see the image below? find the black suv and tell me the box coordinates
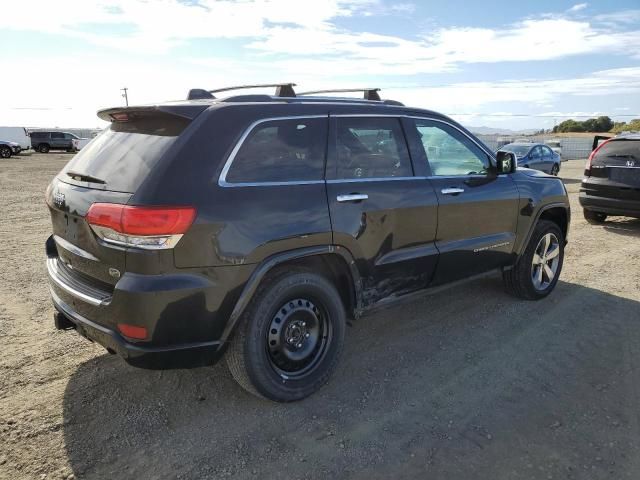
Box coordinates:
[31,131,78,153]
[580,133,640,222]
[46,84,570,401]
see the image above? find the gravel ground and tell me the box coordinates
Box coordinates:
[1,153,639,480]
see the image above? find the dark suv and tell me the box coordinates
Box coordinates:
[580,133,640,223]
[46,84,570,401]
[31,131,78,153]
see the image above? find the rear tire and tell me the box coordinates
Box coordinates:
[551,164,559,176]
[0,146,11,158]
[583,209,607,224]
[38,144,50,153]
[503,220,564,300]
[226,267,346,402]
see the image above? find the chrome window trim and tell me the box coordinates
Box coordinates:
[327,176,426,184]
[218,115,328,187]
[218,113,497,187]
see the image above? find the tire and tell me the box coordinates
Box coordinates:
[226,267,346,402]
[38,144,50,153]
[523,164,529,169]
[503,220,564,300]
[583,209,607,224]
[0,146,11,158]
[550,164,559,176]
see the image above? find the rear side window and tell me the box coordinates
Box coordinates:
[61,112,190,193]
[51,132,64,139]
[335,117,412,179]
[225,118,327,184]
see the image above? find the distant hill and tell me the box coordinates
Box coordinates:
[467,126,539,135]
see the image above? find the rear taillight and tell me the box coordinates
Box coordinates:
[585,138,612,176]
[86,203,196,250]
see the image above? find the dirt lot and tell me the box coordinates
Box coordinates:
[1,153,639,480]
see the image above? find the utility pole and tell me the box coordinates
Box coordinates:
[121,87,129,107]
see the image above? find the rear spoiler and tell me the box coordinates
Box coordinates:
[97,104,208,123]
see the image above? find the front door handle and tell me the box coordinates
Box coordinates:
[337,193,369,203]
[441,187,465,195]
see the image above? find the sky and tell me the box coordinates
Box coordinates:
[1,0,639,131]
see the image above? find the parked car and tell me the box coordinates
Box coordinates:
[71,137,91,151]
[580,133,640,223]
[30,131,79,153]
[498,142,561,175]
[0,140,22,158]
[46,84,570,402]
[0,126,31,151]
[545,139,564,161]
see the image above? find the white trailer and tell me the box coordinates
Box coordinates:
[0,127,31,150]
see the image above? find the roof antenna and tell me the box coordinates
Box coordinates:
[187,89,215,100]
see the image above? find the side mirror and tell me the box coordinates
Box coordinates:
[496,151,516,174]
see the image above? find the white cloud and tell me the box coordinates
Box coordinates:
[5,1,640,70]
[568,3,588,12]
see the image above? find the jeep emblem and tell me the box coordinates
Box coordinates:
[53,192,65,208]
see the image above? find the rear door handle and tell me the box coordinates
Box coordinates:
[337,193,369,203]
[441,188,465,195]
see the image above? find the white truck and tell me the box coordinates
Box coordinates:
[0,127,31,152]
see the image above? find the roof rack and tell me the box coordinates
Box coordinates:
[297,88,381,101]
[187,83,296,100]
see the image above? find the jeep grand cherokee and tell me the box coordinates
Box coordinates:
[46,84,570,402]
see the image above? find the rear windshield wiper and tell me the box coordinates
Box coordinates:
[66,171,107,184]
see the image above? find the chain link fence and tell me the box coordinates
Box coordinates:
[475,134,602,160]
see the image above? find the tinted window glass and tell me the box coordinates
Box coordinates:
[226,118,327,183]
[414,121,489,176]
[593,139,639,166]
[336,117,412,179]
[31,132,46,139]
[61,114,190,193]
[51,132,64,139]
[530,146,542,159]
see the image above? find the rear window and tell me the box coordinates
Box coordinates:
[593,139,639,165]
[61,113,190,193]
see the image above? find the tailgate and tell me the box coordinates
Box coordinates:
[47,179,131,287]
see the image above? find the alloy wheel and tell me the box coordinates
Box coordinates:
[531,232,560,291]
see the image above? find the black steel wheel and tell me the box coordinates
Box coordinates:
[266,298,332,379]
[226,267,346,402]
[0,146,11,158]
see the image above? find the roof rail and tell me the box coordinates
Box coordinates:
[298,88,382,101]
[187,83,296,100]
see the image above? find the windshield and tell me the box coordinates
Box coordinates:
[501,144,531,156]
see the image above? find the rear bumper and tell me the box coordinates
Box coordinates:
[44,235,251,368]
[51,288,223,368]
[579,191,640,218]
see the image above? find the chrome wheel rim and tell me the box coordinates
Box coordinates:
[266,298,332,379]
[531,233,560,291]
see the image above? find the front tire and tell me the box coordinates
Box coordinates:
[583,209,607,224]
[0,146,11,158]
[503,220,564,300]
[226,267,346,402]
